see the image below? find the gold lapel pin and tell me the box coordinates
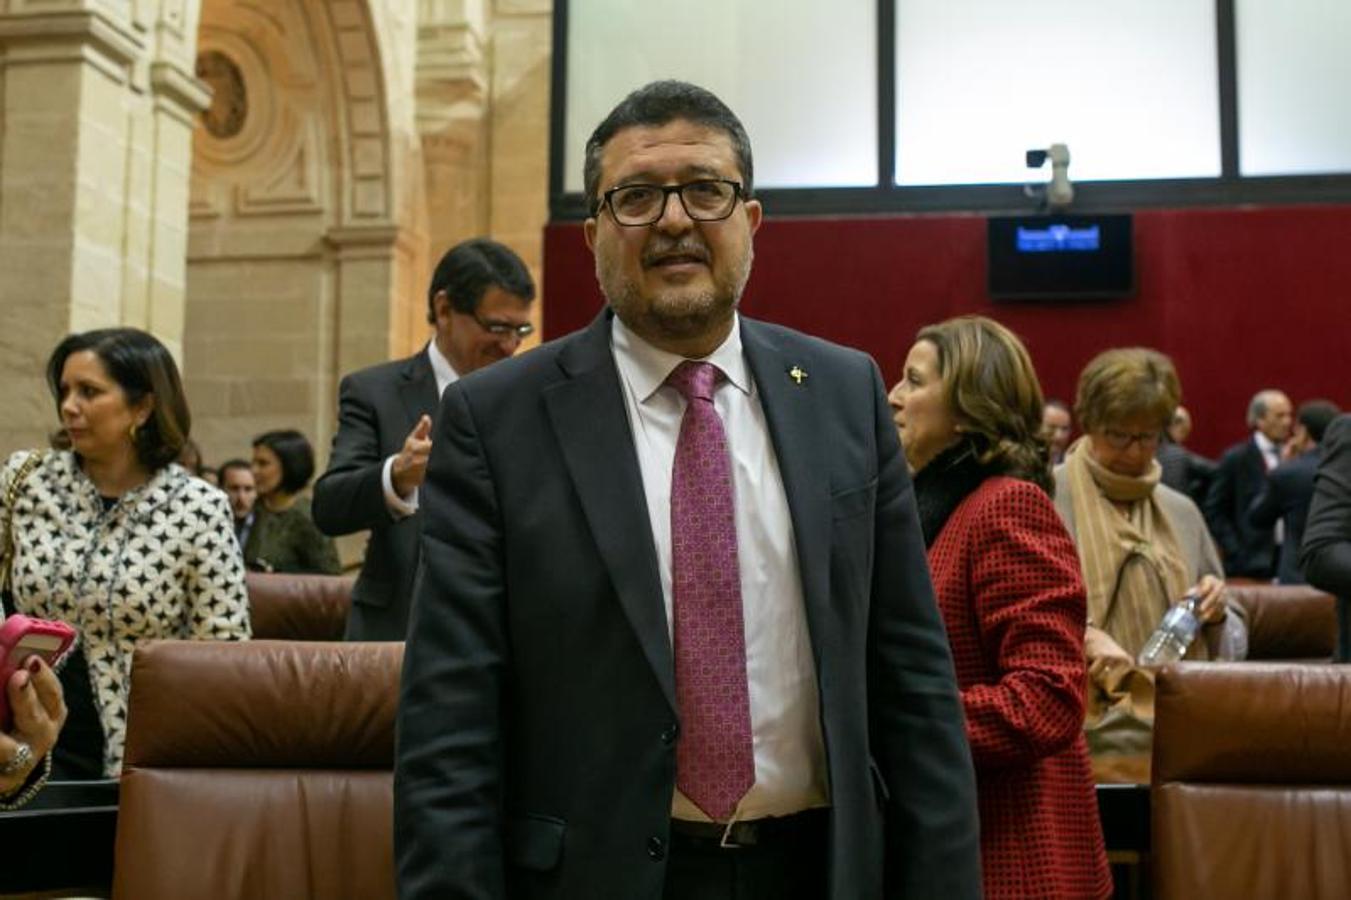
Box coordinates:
[787,365,808,385]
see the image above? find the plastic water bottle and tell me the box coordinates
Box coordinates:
[1137,593,1202,666]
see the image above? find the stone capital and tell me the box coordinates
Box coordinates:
[416,1,490,136]
[150,59,212,125]
[325,223,410,259]
[0,8,147,88]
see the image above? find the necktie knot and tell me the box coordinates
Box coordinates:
[666,360,721,403]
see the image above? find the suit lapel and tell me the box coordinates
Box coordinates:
[741,320,831,672]
[544,313,676,711]
[399,348,440,429]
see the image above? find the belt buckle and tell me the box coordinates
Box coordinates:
[718,820,756,849]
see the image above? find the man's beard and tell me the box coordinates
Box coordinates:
[599,243,754,345]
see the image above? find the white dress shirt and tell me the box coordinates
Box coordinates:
[382,340,459,517]
[1254,431,1284,544]
[611,314,829,823]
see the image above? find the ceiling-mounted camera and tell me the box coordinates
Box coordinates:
[1024,143,1073,210]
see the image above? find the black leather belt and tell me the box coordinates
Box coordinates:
[669,808,828,849]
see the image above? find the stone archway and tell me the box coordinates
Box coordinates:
[183,0,422,467]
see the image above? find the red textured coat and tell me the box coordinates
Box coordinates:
[928,476,1111,899]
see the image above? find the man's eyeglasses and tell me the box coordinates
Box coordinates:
[472,312,534,339]
[598,179,744,227]
[1100,428,1162,451]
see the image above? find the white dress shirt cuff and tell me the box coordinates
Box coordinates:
[382,455,419,518]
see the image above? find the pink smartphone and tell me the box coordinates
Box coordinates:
[0,615,77,731]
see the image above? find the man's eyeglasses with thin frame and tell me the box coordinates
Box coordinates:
[1100,428,1163,451]
[598,179,744,227]
[471,311,534,340]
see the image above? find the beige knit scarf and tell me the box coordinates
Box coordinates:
[1065,438,1198,658]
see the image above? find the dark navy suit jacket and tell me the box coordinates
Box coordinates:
[394,311,981,900]
[1249,448,1321,584]
[313,349,439,640]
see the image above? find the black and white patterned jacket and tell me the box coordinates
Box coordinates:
[1,449,250,775]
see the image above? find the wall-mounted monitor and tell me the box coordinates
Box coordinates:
[987,213,1134,300]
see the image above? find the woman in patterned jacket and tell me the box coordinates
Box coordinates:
[888,316,1110,899]
[0,328,250,778]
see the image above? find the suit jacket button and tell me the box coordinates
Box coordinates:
[661,724,678,746]
[647,836,666,861]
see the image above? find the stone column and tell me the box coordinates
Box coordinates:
[488,0,551,342]
[0,1,208,449]
[416,0,490,258]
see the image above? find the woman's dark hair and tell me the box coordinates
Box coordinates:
[177,437,205,474]
[46,327,191,471]
[916,316,1054,495]
[252,429,316,495]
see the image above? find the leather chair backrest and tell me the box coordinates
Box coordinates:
[246,571,354,641]
[1226,583,1336,660]
[1152,663,1351,900]
[113,640,402,900]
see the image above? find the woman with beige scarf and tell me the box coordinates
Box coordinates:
[1053,348,1247,677]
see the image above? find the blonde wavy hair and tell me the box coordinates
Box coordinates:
[916,315,1053,495]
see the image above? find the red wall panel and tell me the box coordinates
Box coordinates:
[543,205,1351,457]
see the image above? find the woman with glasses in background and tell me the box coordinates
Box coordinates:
[1053,348,1247,676]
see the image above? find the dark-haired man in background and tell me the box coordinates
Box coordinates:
[396,81,979,900]
[1042,398,1072,465]
[218,458,257,550]
[1249,399,1342,584]
[313,238,536,641]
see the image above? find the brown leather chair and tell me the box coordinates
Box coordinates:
[113,640,402,900]
[246,571,354,641]
[1226,583,1336,660]
[1152,662,1351,900]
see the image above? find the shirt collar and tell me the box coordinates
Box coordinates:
[427,339,460,395]
[1253,430,1279,458]
[611,312,751,403]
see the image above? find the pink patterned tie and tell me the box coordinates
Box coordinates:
[666,360,754,822]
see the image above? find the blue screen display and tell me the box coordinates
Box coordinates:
[1016,224,1100,253]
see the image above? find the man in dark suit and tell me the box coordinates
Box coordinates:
[1304,413,1351,660]
[1206,389,1292,578]
[395,81,980,899]
[312,239,535,640]
[1249,400,1341,584]
[1157,405,1216,506]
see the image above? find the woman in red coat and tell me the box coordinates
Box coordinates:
[889,315,1110,899]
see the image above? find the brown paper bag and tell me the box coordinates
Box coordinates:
[1085,662,1155,783]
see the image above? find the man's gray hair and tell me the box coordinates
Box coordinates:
[1247,389,1285,428]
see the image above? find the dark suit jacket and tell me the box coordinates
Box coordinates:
[395,311,981,900]
[1303,415,1351,597]
[1206,436,1277,578]
[1157,439,1216,508]
[1248,448,1321,585]
[313,349,439,640]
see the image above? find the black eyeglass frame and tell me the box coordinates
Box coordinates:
[596,179,745,226]
[470,311,535,339]
[1099,427,1164,451]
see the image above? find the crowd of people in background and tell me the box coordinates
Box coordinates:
[1043,386,1342,590]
